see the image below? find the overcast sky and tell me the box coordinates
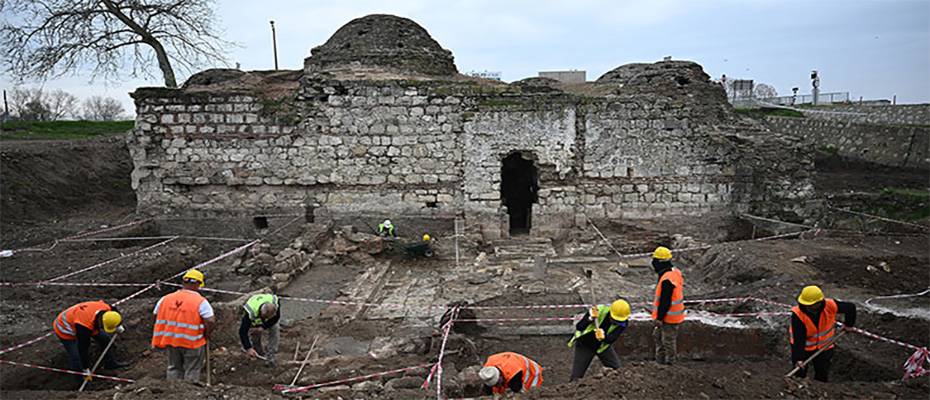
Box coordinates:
[2,0,928,114]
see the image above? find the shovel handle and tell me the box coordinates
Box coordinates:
[785,330,845,377]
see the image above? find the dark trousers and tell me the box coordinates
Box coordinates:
[570,343,621,381]
[795,348,834,382]
[60,334,115,377]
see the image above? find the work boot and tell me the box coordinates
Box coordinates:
[103,360,130,370]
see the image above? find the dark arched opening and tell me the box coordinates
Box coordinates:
[501,152,538,235]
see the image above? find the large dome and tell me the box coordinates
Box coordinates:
[304,14,457,76]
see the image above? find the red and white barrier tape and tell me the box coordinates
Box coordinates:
[422,308,458,398]
[0,332,53,356]
[42,237,178,283]
[0,359,135,383]
[61,235,253,243]
[114,239,260,306]
[903,347,930,380]
[276,363,432,394]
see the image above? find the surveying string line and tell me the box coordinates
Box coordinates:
[41,237,179,283]
[826,205,930,231]
[277,363,433,394]
[865,288,930,307]
[5,218,153,255]
[0,359,136,383]
[60,235,255,243]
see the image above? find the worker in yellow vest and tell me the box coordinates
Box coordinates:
[568,299,631,381]
[651,246,684,365]
[790,285,856,381]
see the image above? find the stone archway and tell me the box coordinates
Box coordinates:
[501,152,538,235]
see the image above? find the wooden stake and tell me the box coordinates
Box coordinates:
[205,340,212,386]
[289,336,319,387]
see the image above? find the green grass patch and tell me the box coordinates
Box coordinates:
[0,120,134,140]
[873,187,930,221]
[735,107,805,118]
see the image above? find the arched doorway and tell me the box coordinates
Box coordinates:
[501,152,538,235]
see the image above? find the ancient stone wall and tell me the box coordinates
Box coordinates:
[127,14,817,238]
[765,116,929,169]
[800,104,930,126]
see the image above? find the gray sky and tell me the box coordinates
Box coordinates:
[3,0,928,114]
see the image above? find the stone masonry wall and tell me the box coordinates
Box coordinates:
[580,100,743,219]
[765,116,929,169]
[800,104,930,126]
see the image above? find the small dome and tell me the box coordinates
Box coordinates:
[305,14,457,76]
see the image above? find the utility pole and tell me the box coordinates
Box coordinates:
[270,20,279,70]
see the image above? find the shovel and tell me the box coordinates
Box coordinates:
[785,330,846,378]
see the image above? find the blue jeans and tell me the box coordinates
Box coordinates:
[60,333,115,374]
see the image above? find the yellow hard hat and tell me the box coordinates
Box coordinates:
[423,234,431,241]
[183,269,205,287]
[102,311,122,334]
[797,285,824,305]
[609,299,631,322]
[653,246,672,260]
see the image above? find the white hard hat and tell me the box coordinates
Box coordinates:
[478,366,500,386]
[383,220,392,227]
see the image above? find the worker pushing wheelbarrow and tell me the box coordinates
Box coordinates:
[402,234,435,258]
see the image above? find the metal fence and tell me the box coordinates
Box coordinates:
[758,92,849,106]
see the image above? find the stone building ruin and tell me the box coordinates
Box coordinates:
[128,14,813,239]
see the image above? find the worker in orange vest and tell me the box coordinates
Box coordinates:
[152,269,216,381]
[53,300,126,379]
[651,246,685,365]
[478,352,543,396]
[790,285,856,381]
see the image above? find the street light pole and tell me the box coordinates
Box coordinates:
[270,20,279,70]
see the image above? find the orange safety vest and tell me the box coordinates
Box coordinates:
[484,352,543,394]
[53,301,111,340]
[790,299,838,351]
[152,290,207,349]
[652,268,685,324]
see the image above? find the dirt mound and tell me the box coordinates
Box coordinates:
[0,135,135,225]
[89,377,285,400]
[538,360,927,399]
[812,255,928,294]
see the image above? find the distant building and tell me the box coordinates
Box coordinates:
[538,70,586,84]
[466,70,502,81]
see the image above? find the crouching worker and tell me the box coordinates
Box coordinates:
[568,299,630,381]
[790,285,856,382]
[53,300,127,379]
[152,269,215,382]
[240,293,281,367]
[478,352,543,397]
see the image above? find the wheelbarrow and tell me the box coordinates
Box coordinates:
[403,241,434,258]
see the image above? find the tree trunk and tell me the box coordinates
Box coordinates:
[149,40,178,88]
[100,0,177,88]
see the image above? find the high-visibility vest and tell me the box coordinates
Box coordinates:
[652,268,685,324]
[567,304,620,354]
[378,223,395,236]
[244,294,279,327]
[790,299,838,351]
[152,290,207,349]
[53,301,111,340]
[484,352,543,394]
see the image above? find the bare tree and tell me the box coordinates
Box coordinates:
[8,87,45,119]
[46,89,80,120]
[1,0,231,88]
[754,83,778,99]
[83,96,125,120]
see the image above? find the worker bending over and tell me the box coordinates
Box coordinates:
[53,300,126,379]
[791,285,856,382]
[651,246,685,365]
[478,352,543,396]
[568,299,630,381]
[152,269,215,381]
[378,219,397,238]
[240,293,281,367]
